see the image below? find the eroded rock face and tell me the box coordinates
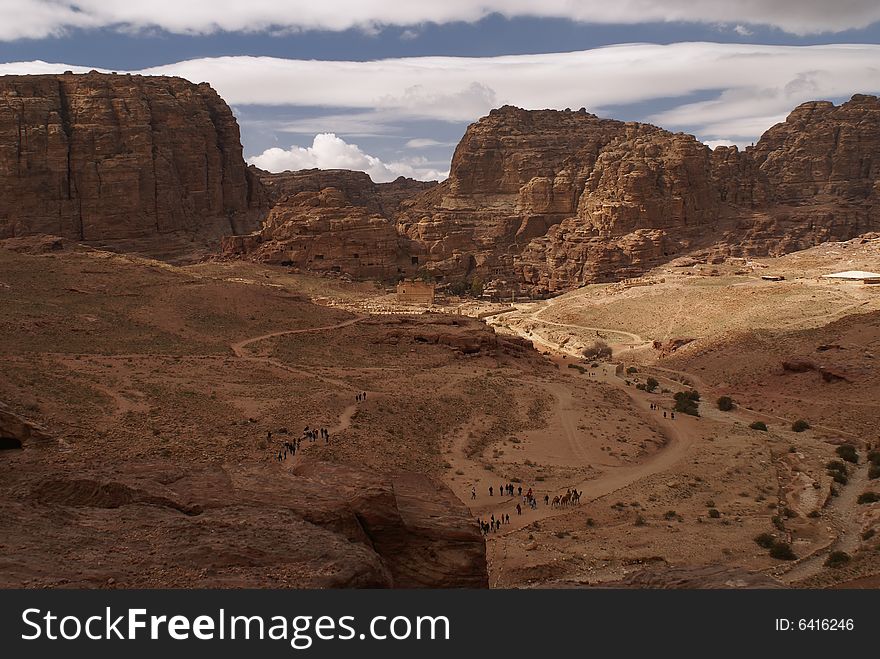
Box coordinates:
[0,72,263,242]
[223,169,436,278]
[0,457,487,588]
[233,95,880,296]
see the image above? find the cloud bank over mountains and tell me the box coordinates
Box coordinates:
[3,42,879,180]
[3,0,880,39]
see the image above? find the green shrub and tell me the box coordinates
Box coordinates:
[836,445,858,464]
[582,340,612,361]
[830,471,848,485]
[749,421,768,431]
[645,377,659,393]
[626,366,638,374]
[791,419,810,433]
[825,551,851,568]
[754,533,776,549]
[674,396,700,416]
[857,492,879,504]
[769,541,796,560]
[717,396,735,411]
[826,460,848,473]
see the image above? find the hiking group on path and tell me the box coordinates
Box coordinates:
[476,481,581,535]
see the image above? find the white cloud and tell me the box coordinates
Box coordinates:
[733,24,754,36]
[2,1,880,39]
[703,139,738,149]
[405,138,453,148]
[247,133,447,182]
[3,42,880,148]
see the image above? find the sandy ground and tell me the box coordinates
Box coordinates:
[2,237,878,588]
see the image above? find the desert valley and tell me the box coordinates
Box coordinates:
[1,72,879,589]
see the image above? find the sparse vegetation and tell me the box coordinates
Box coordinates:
[717,396,734,411]
[857,492,879,504]
[673,390,700,416]
[645,377,659,393]
[754,533,776,549]
[769,541,796,561]
[791,419,810,433]
[626,366,638,374]
[582,340,612,361]
[836,444,859,464]
[707,508,721,519]
[825,551,851,568]
[749,421,768,431]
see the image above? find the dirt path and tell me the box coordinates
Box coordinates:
[778,460,870,584]
[230,315,368,391]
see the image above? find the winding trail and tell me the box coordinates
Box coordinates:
[230,315,368,391]
[778,460,871,584]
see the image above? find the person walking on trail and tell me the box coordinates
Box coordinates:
[363,392,367,400]
[489,486,493,496]
[670,411,675,420]
[471,488,476,500]
[516,503,522,515]
[663,411,667,418]
[544,494,550,506]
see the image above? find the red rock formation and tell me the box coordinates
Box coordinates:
[223,169,436,278]
[0,72,262,242]
[1,457,487,588]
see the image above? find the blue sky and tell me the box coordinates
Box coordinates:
[2,2,880,181]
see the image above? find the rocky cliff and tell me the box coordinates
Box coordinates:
[223,169,435,278]
[235,96,880,296]
[0,72,262,242]
[1,456,488,588]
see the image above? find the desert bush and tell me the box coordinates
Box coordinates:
[769,541,796,561]
[754,533,776,549]
[673,391,700,416]
[645,377,659,392]
[582,340,612,361]
[857,492,879,504]
[749,421,768,431]
[626,366,638,374]
[825,551,851,568]
[771,515,786,531]
[707,508,721,519]
[717,396,734,411]
[861,528,875,541]
[832,472,848,485]
[868,450,880,466]
[869,465,880,480]
[791,419,810,433]
[826,460,848,473]
[836,444,859,464]
[635,383,646,391]
[634,514,646,526]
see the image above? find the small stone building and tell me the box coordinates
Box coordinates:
[396,280,435,304]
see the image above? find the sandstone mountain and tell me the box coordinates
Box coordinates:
[239,95,880,296]
[3,72,877,294]
[0,72,262,243]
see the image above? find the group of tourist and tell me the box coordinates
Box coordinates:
[477,513,511,535]
[272,425,331,462]
[648,402,675,419]
[356,391,368,402]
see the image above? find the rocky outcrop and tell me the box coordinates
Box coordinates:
[0,72,262,242]
[1,457,487,588]
[0,402,49,448]
[366,314,532,355]
[256,95,875,296]
[222,169,435,277]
